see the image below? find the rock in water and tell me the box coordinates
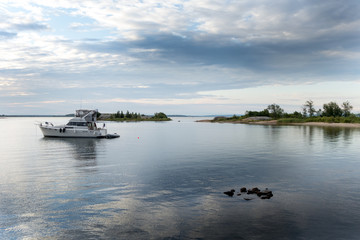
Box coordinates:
[224,189,235,197]
[257,188,273,199]
[247,187,260,194]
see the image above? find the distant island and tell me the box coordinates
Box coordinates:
[98,111,171,122]
[0,111,172,122]
[198,100,360,127]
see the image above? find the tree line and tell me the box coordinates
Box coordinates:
[113,110,142,119]
[244,100,356,119]
[302,100,353,117]
[109,110,170,121]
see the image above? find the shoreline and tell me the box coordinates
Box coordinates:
[197,119,360,128]
[289,122,360,128]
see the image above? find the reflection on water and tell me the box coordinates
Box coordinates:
[1,118,360,239]
[40,137,104,171]
[296,125,357,144]
[322,126,354,142]
[40,138,99,160]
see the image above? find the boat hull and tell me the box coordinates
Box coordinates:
[40,126,107,138]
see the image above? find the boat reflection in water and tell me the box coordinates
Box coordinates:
[40,137,104,170]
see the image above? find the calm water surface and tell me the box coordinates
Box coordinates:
[1,117,360,239]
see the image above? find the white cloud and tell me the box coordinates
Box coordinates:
[0,31,126,72]
[2,100,66,106]
[320,50,360,59]
[99,96,237,105]
[2,0,358,43]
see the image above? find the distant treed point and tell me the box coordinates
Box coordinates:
[98,111,171,122]
[209,100,360,124]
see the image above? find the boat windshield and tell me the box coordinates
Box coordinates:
[66,122,88,126]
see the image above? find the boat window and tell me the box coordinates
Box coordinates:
[66,122,87,126]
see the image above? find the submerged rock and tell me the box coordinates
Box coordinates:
[244,198,253,201]
[261,195,273,199]
[257,189,272,196]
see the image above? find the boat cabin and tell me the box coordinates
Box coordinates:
[66,109,100,129]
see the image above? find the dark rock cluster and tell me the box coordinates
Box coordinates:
[223,187,273,200]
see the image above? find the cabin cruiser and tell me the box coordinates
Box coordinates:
[39,109,119,138]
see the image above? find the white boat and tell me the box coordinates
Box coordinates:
[39,109,119,138]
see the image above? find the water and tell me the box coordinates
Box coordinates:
[1,117,360,239]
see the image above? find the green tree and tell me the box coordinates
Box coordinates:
[323,102,342,117]
[153,112,168,119]
[267,104,284,119]
[342,101,353,117]
[115,111,121,118]
[245,109,270,117]
[286,111,303,118]
[303,100,316,117]
[125,110,131,118]
[120,111,124,118]
[302,106,307,117]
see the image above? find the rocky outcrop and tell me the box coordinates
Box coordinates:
[244,116,272,121]
[224,187,273,200]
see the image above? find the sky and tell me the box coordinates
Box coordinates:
[1,0,360,115]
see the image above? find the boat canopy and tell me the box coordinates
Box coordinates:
[76,109,98,122]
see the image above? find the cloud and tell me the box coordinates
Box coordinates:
[100,96,236,105]
[1,91,35,97]
[0,0,360,114]
[13,23,49,31]
[0,31,17,39]
[2,100,66,107]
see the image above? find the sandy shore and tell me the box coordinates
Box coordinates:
[196,119,360,128]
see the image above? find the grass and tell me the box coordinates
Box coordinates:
[278,116,360,124]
